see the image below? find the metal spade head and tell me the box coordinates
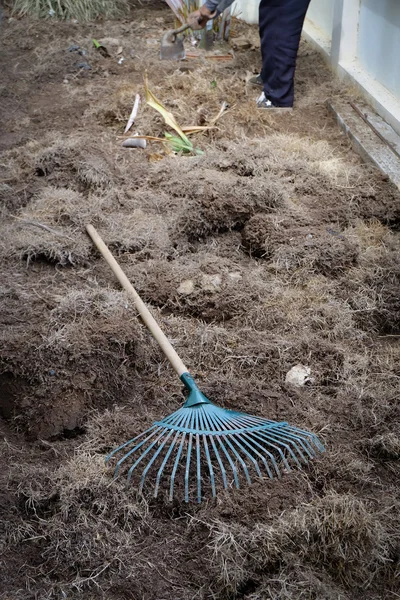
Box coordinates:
[160,23,190,61]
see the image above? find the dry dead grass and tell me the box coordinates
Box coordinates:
[11,0,130,21]
[209,492,393,593]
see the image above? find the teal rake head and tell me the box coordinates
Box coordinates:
[106,373,325,503]
[86,225,325,505]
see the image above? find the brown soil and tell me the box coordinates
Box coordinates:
[0,3,399,599]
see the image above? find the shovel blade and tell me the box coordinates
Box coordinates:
[160,31,186,61]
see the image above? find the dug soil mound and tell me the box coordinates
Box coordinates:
[0,3,399,599]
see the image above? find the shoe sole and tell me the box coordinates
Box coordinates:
[257,106,293,111]
[248,80,263,87]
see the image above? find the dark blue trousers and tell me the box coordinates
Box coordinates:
[259,0,311,107]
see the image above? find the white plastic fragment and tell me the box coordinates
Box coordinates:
[285,364,313,386]
[124,94,140,134]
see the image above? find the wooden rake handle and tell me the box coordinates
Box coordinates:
[86,224,188,378]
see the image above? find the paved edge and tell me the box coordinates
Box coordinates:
[327,100,400,190]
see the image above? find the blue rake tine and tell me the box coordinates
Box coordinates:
[247,422,312,463]
[227,433,264,479]
[195,411,202,504]
[229,415,296,472]
[247,427,294,473]
[169,431,187,501]
[138,429,176,493]
[127,428,171,482]
[185,432,194,503]
[240,431,283,477]
[209,436,229,490]
[106,425,158,465]
[154,429,181,498]
[139,408,189,494]
[199,408,216,498]
[201,408,228,492]
[113,427,163,478]
[155,410,192,498]
[206,410,240,489]
[169,408,194,501]
[254,428,303,470]
[280,427,316,458]
[184,409,196,502]
[234,432,276,478]
[288,426,325,453]
[266,427,314,462]
[210,413,253,484]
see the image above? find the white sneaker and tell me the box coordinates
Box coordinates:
[256,92,293,111]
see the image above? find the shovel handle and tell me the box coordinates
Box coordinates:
[86,224,188,378]
[173,23,191,36]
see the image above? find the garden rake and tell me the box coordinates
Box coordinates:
[86,225,325,503]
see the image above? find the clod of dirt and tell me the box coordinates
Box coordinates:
[242,214,358,276]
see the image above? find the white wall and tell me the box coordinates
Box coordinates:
[357,0,400,99]
[307,0,334,43]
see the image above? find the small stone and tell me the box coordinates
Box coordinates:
[178,279,195,295]
[231,37,251,50]
[122,137,147,149]
[201,274,222,291]
[76,61,91,70]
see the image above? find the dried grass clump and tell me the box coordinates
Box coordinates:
[0,188,96,266]
[0,285,153,437]
[246,565,350,600]
[366,433,400,461]
[11,453,148,596]
[210,492,390,594]
[87,83,139,126]
[242,214,358,276]
[238,276,360,341]
[346,249,400,334]
[12,0,130,21]
[176,173,283,241]
[46,287,148,358]
[104,210,173,259]
[4,134,118,191]
[125,254,267,322]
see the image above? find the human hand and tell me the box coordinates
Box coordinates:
[187,6,216,30]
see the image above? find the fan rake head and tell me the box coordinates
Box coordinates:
[106,373,324,503]
[106,373,324,502]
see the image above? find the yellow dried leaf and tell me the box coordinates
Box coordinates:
[144,74,190,145]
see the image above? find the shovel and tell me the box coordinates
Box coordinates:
[160,23,191,61]
[160,0,233,61]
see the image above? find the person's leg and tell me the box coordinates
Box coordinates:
[259,0,311,107]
